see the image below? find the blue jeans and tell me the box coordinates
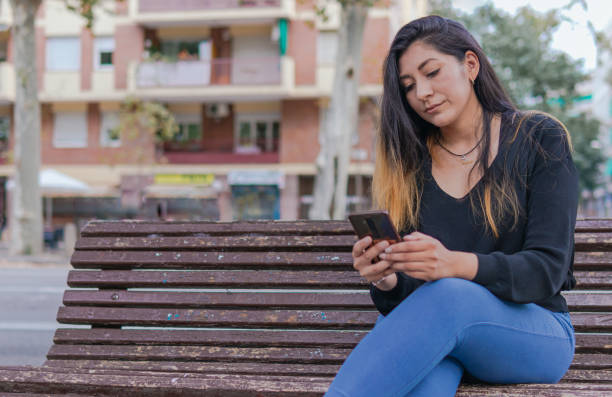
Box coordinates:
[325,278,575,397]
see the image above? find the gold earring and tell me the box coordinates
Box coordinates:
[469,76,475,85]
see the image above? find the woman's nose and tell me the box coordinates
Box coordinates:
[416,80,433,101]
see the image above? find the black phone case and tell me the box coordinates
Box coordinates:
[348,211,401,244]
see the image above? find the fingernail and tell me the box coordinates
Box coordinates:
[379,241,389,249]
[379,253,386,259]
[404,235,416,240]
[384,247,392,253]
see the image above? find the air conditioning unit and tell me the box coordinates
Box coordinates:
[205,103,230,119]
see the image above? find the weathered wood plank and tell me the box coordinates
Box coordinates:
[75,236,356,252]
[562,293,612,311]
[570,313,612,332]
[574,271,612,289]
[575,219,612,233]
[574,233,612,251]
[46,344,352,364]
[78,218,612,237]
[456,382,612,396]
[70,251,354,270]
[73,233,612,252]
[66,270,366,288]
[65,269,611,290]
[44,359,342,377]
[61,290,612,312]
[80,220,355,237]
[62,290,373,310]
[0,368,331,396]
[571,353,612,369]
[574,252,612,270]
[52,328,367,348]
[56,307,379,329]
[53,329,610,354]
[65,289,376,310]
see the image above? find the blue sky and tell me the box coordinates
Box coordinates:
[452,0,611,71]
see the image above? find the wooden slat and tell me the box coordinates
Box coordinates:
[67,270,366,289]
[574,271,612,289]
[575,219,612,233]
[61,290,612,312]
[56,306,379,329]
[43,358,612,383]
[65,269,612,290]
[43,346,612,370]
[75,236,356,252]
[52,328,366,348]
[456,383,612,397]
[69,251,354,270]
[570,313,612,332]
[0,368,331,396]
[62,290,374,310]
[571,354,612,369]
[574,252,612,271]
[78,219,612,237]
[46,344,351,364]
[53,329,610,354]
[44,360,342,377]
[563,293,612,311]
[574,233,612,251]
[80,220,355,237]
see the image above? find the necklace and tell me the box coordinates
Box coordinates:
[434,133,484,164]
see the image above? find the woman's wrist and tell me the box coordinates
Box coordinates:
[448,251,478,280]
[373,272,398,291]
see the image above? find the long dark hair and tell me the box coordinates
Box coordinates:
[373,15,520,236]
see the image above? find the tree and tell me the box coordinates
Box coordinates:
[309,0,378,220]
[9,0,178,254]
[9,0,43,255]
[429,0,606,192]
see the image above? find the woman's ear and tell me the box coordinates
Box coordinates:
[464,50,480,82]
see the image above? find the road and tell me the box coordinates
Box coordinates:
[0,267,70,366]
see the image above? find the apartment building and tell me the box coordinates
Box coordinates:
[0,0,427,229]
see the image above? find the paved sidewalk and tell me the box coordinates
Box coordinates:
[0,241,70,268]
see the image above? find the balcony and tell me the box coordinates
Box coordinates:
[130,56,294,102]
[131,0,292,27]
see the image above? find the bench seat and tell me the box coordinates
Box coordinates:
[0,218,610,396]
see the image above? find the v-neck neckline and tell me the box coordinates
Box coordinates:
[427,111,510,202]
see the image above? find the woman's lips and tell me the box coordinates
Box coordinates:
[425,102,443,113]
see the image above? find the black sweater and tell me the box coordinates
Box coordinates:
[370,111,579,315]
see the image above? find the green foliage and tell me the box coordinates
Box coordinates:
[64,0,123,29]
[111,97,179,145]
[429,0,606,191]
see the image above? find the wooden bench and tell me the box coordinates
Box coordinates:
[0,219,611,396]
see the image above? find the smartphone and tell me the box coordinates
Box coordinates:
[348,210,401,245]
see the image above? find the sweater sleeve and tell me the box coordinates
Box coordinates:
[472,118,578,304]
[370,272,425,315]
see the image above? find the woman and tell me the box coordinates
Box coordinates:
[324,15,577,397]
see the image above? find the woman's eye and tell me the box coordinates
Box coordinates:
[403,84,414,93]
[427,69,440,78]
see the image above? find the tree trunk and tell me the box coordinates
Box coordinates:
[332,3,367,220]
[309,1,368,220]
[9,0,43,255]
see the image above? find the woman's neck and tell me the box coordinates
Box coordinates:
[439,95,484,148]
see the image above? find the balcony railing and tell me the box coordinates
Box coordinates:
[136,57,282,88]
[138,0,281,13]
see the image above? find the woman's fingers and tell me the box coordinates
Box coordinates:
[360,260,391,279]
[352,236,373,258]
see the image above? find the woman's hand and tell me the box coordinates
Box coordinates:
[352,236,397,289]
[379,232,477,282]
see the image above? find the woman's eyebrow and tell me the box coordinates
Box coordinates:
[399,58,438,80]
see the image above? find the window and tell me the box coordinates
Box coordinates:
[317,31,338,65]
[46,37,80,71]
[94,37,114,70]
[235,114,280,153]
[0,116,9,154]
[53,112,87,148]
[0,40,7,62]
[100,112,120,147]
[166,113,202,151]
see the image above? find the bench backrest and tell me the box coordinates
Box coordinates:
[45,219,612,378]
